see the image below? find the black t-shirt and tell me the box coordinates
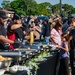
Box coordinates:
[69,29,75,49]
[0,24,7,50]
[69,29,75,37]
[14,28,25,39]
[44,24,50,37]
[7,24,26,40]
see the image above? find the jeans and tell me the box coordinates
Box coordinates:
[45,36,50,43]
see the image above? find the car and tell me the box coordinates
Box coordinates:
[38,16,49,21]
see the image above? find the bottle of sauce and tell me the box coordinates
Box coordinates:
[30,31,34,45]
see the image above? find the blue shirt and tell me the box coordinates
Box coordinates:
[62,23,69,33]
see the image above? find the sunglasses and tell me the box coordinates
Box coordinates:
[31,21,35,23]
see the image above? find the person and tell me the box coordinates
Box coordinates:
[29,21,41,40]
[0,11,18,50]
[58,33,70,75]
[43,20,50,43]
[68,17,75,75]
[7,14,30,50]
[62,19,69,33]
[38,20,45,41]
[50,21,62,46]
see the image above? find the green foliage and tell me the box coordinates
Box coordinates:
[51,3,75,16]
[1,0,11,9]
[40,2,52,9]
[37,4,48,15]
[10,0,38,16]
[10,0,52,16]
[62,4,74,11]
[52,4,60,14]
[62,4,74,16]
[10,0,26,15]
[1,0,75,16]
[39,2,52,15]
[72,8,75,14]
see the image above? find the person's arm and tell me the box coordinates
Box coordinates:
[35,26,41,32]
[68,36,73,50]
[24,35,30,40]
[29,28,35,31]
[11,24,22,30]
[58,44,69,51]
[0,35,14,44]
[68,29,74,50]
[50,29,58,45]
[50,34,58,45]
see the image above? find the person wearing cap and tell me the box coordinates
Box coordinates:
[7,14,30,50]
[0,11,17,50]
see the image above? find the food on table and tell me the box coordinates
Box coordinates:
[9,65,19,73]
[27,47,31,50]
[0,55,11,61]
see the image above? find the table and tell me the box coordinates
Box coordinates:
[4,70,28,75]
[4,52,60,75]
[36,52,60,75]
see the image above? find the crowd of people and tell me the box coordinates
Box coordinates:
[0,10,75,75]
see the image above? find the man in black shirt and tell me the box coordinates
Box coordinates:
[0,11,14,50]
[69,17,75,75]
[43,20,50,43]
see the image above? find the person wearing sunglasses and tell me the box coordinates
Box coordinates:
[0,11,19,50]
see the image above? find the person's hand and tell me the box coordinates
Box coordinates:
[16,23,22,27]
[17,20,21,24]
[13,40,20,48]
[34,26,36,29]
[25,35,30,40]
[58,45,62,49]
[30,28,35,31]
[34,26,37,30]
[67,27,72,31]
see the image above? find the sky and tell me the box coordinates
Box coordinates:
[0,0,13,7]
[36,0,75,7]
[0,0,75,7]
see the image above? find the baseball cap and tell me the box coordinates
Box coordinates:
[12,14,21,20]
[0,11,7,19]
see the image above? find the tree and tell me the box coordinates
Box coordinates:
[51,3,74,16]
[2,0,74,16]
[1,0,11,9]
[10,0,38,16]
[62,4,74,11]
[10,0,27,15]
[39,2,52,15]
[37,3,48,15]
[10,0,52,16]
[71,8,75,14]
[40,2,52,9]
[62,4,74,16]
[24,0,38,15]
[52,4,60,14]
